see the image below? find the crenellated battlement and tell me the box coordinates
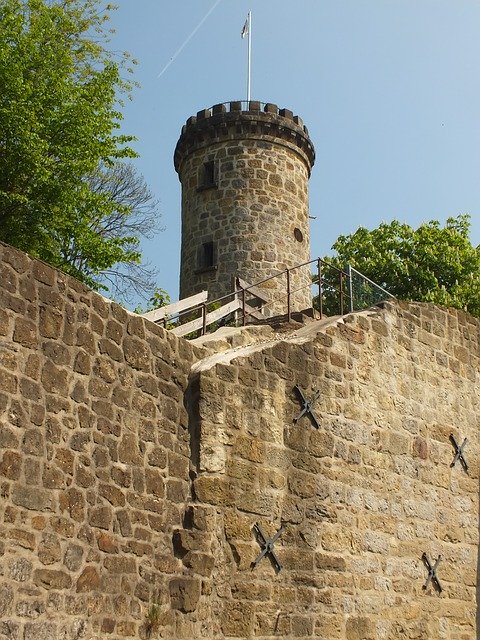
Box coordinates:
[174,100,315,175]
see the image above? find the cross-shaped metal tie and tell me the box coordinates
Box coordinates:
[449,434,468,472]
[252,523,284,572]
[422,553,442,593]
[293,385,320,429]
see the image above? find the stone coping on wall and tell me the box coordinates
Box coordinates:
[189,312,367,374]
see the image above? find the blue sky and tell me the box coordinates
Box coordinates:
[109,0,480,305]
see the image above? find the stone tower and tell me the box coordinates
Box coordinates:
[174,101,315,313]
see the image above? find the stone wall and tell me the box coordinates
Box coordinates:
[0,241,479,640]
[0,242,209,640]
[189,303,479,639]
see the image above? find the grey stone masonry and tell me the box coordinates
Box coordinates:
[175,101,316,314]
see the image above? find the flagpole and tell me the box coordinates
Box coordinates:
[247,11,251,101]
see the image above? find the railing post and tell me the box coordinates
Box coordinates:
[286,269,291,322]
[202,303,207,335]
[317,259,323,319]
[339,271,344,316]
[242,287,246,326]
[348,264,354,313]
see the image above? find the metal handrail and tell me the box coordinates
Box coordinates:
[169,257,353,336]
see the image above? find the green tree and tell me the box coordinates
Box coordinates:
[63,161,161,301]
[134,287,171,315]
[0,0,156,296]
[323,214,480,317]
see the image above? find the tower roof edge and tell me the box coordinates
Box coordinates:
[174,101,315,177]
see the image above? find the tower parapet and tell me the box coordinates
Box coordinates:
[175,101,315,176]
[175,101,316,312]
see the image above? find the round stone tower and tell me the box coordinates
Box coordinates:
[174,101,315,314]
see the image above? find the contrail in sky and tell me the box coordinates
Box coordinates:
[158,0,223,78]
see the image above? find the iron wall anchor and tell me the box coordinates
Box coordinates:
[422,553,442,593]
[252,523,284,572]
[293,385,320,429]
[449,434,468,472]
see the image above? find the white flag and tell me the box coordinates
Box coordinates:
[241,16,249,39]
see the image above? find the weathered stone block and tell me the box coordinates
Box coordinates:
[98,337,123,361]
[387,431,410,455]
[8,557,32,582]
[147,446,167,469]
[0,348,16,371]
[103,556,137,574]
[413,436,428,459]
[182,551,215,577]
[0,583,14,616]
[123,337,150,371]
[0,370,17,394]
[168,451,189,479]
[42,341,70,366]
[169,577,201,613]
[38,532,62,565]
[88,506,112,530]
[64,544,84,571]
[115,510,133,538]
[76,325,96,355]
[118,433,143,466]
[233,434,265,463]
[0,450,22,479]
[0,426,19,449]
[22,428,44,456]
[116,620,137,636]
[76,566,100,592]
[315,553,346,572]
[15,598,46,619]
[134,466,159,498]
[99,483,125,507]
[12,484,54,511]
[73,350,91,375]
[13,317,37,348]
[34,569,72,590]
[59,488,85,521]
[106,319,123,344]
[41,360,68,395]
[220,601,254,637]
[100,618,116,633]
[236,488,277,516]
[288,469,317,498]
[0,309,9,336]
[173,529,209,555]
[39,307,63,339]
[75,464,95,488]
[291,615,314,637]
[346,616,376,639]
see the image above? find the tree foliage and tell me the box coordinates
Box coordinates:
[134,287,171,315]
[64,161,161,300]
[324,214,480,317]
[0,0,159,298]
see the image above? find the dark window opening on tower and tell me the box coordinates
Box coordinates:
[198,161,217,191]
[197,241,217,270]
